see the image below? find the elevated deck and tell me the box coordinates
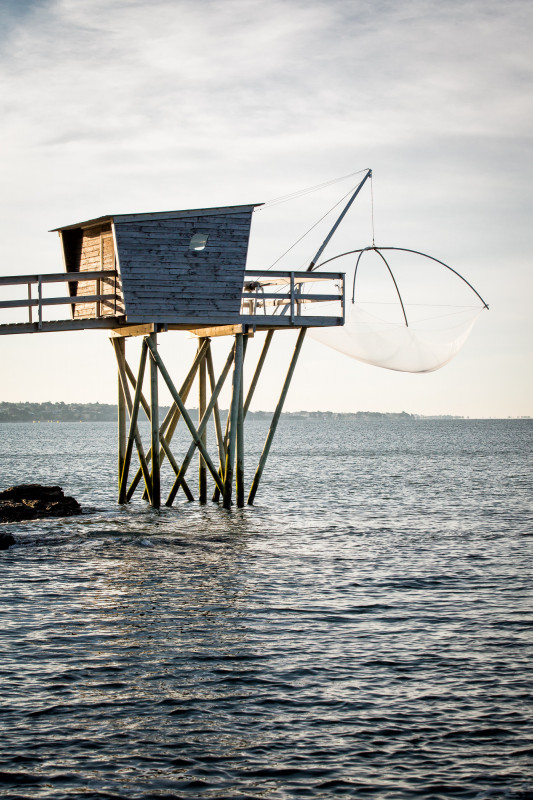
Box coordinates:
[0,269,345,336]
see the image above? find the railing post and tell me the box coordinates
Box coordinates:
[290,272,295,324]
[37,277,42,330]
[96,277,101,319]
[27,283,32,324]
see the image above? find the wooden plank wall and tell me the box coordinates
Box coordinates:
[73,224,124,318]
[113,211,253,324]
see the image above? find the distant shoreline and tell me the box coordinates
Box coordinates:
[0,402,530,422]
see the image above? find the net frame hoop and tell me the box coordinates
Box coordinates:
[313,246,489,311]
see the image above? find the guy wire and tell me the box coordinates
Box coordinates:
[267,184,358,270]
[371,173,376,247]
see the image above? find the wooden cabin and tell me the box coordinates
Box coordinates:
[0,203,345,336]
[54,204,260,326]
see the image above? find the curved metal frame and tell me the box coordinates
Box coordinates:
[353,246,409,326]
[315,246,489,316]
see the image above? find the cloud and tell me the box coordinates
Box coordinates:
[0,0,532,413]
[2,0,531,155]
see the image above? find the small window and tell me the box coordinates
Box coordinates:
[189,233,209,252]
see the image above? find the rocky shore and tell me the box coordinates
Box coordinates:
[0,485,82,548]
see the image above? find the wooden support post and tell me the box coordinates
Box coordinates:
[223,332,243,510]
[125,391,194,502]
[206,343,226,479]
[129,339,209,502]
[243,330,274,416]
[236,350,245,508]
[166,342,235,507]
[211,393,231,503]
[124,363,182,499]
[144,335,225,495]
[248,327,307,506]
[212,332,256,504]
[116,339,152,505]
[149,332,160,508]
[116,337,127,492]
[198,337,208,504]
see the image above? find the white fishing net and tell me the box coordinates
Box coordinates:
[303,247,487,373]
[308,302,482,373]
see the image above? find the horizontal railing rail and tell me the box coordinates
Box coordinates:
[241,269,345,323]
[0,270,117,286]
[0,268,344,332]
[0,270,121,329]
[0,294,117,310]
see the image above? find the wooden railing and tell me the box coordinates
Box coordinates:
[241,269,345,323]
[0,271,120,329]
[0,268,344,333]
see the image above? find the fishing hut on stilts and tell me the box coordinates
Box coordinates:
[0,173,374,508]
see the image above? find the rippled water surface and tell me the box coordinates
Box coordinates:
[1,419,532,799]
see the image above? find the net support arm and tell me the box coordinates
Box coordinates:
[307,169,372,271]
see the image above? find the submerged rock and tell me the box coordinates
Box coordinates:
[0,484,82,524]
[0,531,16,549]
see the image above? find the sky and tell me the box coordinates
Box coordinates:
[0,0,532,417]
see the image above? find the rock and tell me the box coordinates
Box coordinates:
[0,484,63,502]
[0,484,82,524]
[0,532,16,550]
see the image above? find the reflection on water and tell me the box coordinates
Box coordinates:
[0,419,532,798]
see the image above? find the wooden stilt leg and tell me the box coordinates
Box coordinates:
[125,367,194,502]
[127,340,208,502]
[149,332,160,509]
[166,342,235,507]
[248,328,307,506]
[198,337,207,504]
[212,396,232,504]
[115,337,127,494]
[244,329,274,416]
[223,333,243,510]
[116,339,152,505]
[144,335,224,495]
[212,335,250,504]
[206,343,226,483]
[236,346,245,508]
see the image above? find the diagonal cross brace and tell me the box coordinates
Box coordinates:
[206,344,226,475]
[144,335,224,495]
[115,339,152,504]
[248,327,307,505]
[166,342,236,506]
[126,338,209,501]
[123,359,194,502]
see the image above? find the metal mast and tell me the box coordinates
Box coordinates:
[307,168,372,272]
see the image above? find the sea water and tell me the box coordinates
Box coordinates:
[0,418,532,799]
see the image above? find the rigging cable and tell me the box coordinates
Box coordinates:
[260,168,370,210]
[370,172,376,247]
[267,183,359,270]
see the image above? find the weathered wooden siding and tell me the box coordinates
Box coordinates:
[113,210,253,324]
[70,224,123,318]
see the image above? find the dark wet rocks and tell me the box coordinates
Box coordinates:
[0,484,82,528]
[0,531,16,550]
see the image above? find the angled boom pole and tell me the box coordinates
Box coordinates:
[307,168,372,271]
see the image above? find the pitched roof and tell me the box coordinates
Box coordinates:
[50,203,263,232]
